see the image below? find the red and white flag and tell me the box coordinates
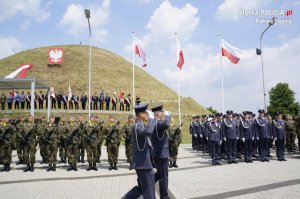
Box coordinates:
[5,64,33,78]
[177,39,184,70]
[135,42,147,67]
[221,39,241,64]
[51,86,56,99]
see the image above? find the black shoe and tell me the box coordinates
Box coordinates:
[30,164,34,172]
[93,163,98,171]
[268,155,273,157]
[1,165,7,172]
[5,164,11,172]
[129,163,133,170]
[52,164,56,171]
[264,159,270,162]
[67,165,72,171]
[47,164,52,172]
[245,159,249,163]
[114,163,118,170]
[173,161,178,168]
[87,163,93,171]
[278,159,282,161]
[228,161,232,164]
[260,159,265,162]
[282,158,287,161]
[109,164,113,170]
[73,165,78,171]
[212,162,216,166]
[249,159,253,163]
[232,160,238,164]
[216,162,222,165]
[24,164,31,172]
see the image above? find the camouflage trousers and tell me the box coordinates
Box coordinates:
[106,143,119,164]
[169,143,179,161]
[23,143,37,164]
[58,140,66,159]
[286,132,296,151]
[46,143,58,164]
[39,139,47,158]
[86,145,98,164]
[16,142,24,161]
[95,140,103,162]
[124,142,132,163]
[0,144,12,164]
[78,141,86,159]
[66,144,79,165]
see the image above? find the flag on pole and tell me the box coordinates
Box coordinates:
[176,38,184,70]
[221,39,241,64]
[5,63,33,78]
[68,83,72,101]
[135,41,147,67]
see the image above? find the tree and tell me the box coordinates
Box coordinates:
[268,83,299,117]
[207,106,218,114]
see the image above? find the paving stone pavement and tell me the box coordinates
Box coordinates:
[0,144,299,199]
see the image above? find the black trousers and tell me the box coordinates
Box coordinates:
[20,102,25,109]
[275,139,285,160]
[81,102,86,110]
[112,103,116,111]
[154,158,169,199]
[15,102,19,109]
[126,104,130,111]
[244,139,253,160]
[26,102,30,109]
[226,139,237,161]
[74,102,79,109]
[192,135,197,149]
[58,102,62,109]
[106,103,109,110]
[63,102,67,109]
[258,138,269,160]
[209,141,220,164]
[39,101,43,109]
[122,169,155,199]
[8,103,12,110]
[93,102,98,110]
[51,101,56,109]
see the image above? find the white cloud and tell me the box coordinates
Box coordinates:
[0,36,24,59]
[0,0,51,23]
[59,0,111,43]
[215,0,272,21]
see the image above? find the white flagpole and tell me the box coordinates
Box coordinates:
[175,33,182,125]
[218,33,225,114]
[132,32,135,114]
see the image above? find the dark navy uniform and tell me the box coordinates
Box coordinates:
[189,117,196,150]
[207,119,222,165]
[254,110,270,162]
[194,118,202,151]
[222,111,239,164]
[272,117,286,161]
[240,115,254,163]
[122,103,156,199]
[151,105,171,199]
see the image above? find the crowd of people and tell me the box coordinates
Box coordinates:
[0,111,181,173]
[0,91,140,112]
[189,110,300,165]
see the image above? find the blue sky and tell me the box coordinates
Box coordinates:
[0,0,299,113]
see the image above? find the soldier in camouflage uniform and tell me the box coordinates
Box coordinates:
[168,117,182,168]
[77,115,87,163]
[64,116,79,171]
[285,114,297,152]
[94,116,104,164]
[16,116,26,165]
[121,115,135,170]
[103,115,120,170]
[37,116,47,164]
[58,117,67,163]
[43,116,58,171]
[0,116,14,172]
[295,115,300,152]
[18,115,37,172]
[84,116,99,171]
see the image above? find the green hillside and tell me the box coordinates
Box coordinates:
[0,45,210,143]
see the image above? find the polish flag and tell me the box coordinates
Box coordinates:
[5,64,33,78]
[221,39,241,64]
[177,39,184,70]
[135,42,147,67]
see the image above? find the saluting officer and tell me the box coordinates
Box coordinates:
[240,111,254,163]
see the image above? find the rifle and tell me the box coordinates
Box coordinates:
[105,121,120,143]
[64,125,79,145]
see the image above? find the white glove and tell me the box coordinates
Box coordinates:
[274,137,277,141]
[256,137,259,141]
[146,110,154,119]
[219,141,222,145]
[237,137,239,140]
[271,137,273,139]
[194,134,197,137]
[224,138,226,142]
[242,138,245,142]
[200,135,203,138]
[164,111,170,116]
[252,137,254,141]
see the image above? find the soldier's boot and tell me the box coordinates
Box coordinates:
[16,158,23,165]
[173,161,178,168]
[169,161,173,168]
[73,164,78,171]
[87,163,92,171]
[30,164,34,172]
[109,163,113,170]
[129,163,133,170]
[81,156,85,163]
[93,163,98,171]
[24,164,31,172]
[6,164,11,172]
[47,164,52,172]
[67,165,72,171]
[113,163,118,170]
[0,165,7,172]
[52,164,56,171]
